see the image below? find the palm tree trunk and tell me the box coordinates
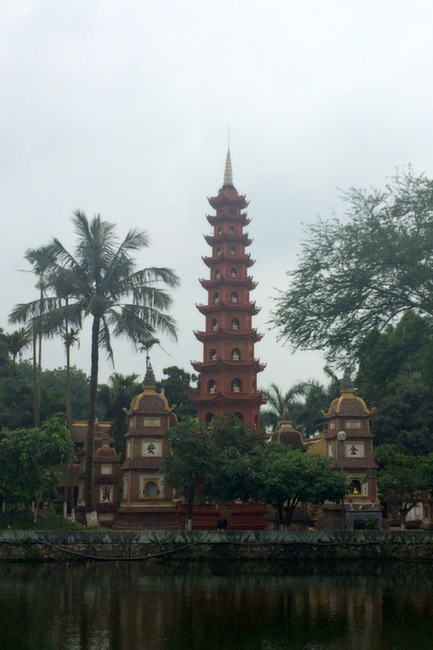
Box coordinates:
[84,315,100,528]
[32,326,38,427]
[36,329,42,427]
[65,334,72,431]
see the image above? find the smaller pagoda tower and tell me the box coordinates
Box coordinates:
[116,362,179,529]
[323,373,377,502]
[190,151,267,429]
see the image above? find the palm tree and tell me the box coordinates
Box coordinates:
[260,383,295,431]
[4,328,32,365]
[98,372,143,454]
[11,211,179,527]
[60,317,80,431]
[21,245,57,426]
[288,379,331,438]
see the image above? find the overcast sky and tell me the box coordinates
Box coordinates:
[2,1,433,394]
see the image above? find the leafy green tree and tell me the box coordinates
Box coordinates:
[0,419,75,525]
[373,444,433,528]
[0,362,34,429]
[274,170,433,361]
[162,416,265,530]
[355,312,433,454]
[0,329,12,376]
[97,372,143,454]
[161,417,214,530]
[156,366,199,420]
[40,366,90,423]
[11,212,179,527]
[255,443,348,528]
[203,416,266,504]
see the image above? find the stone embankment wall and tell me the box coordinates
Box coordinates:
[2,530,433,563]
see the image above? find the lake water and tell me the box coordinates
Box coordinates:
[1,562,433,649]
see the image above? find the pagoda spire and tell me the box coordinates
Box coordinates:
[223,149,233,187]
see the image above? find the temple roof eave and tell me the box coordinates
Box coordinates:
[196,302,260,315]
[202,254,255,268]
[194,328,264,342]
[206,213,251,226]
[199,277,258,290]
[189,392,268,405]
[208,191,249,210]
[204,234,253,246]
[191,359,266,372]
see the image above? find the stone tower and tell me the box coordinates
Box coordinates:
[323,373,378,502]
[190,151,267,429]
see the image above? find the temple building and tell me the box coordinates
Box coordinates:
[306,373,381,529]
[115,363,179,529]
[190,151,267,428]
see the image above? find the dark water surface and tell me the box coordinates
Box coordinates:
[1,562,433,649]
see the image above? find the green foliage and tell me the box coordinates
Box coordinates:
[274,170,433,360]
[356,312,433,454]
[261,373,340,438]
[156,366,199,420]
[203,417,266,504]
[0,362,90,429]
[0,419,75,521]
[255,443,348,527]
[97,372,143,453]
[0,510,86,530]
[373,444,433,525]
[40,366,90,422]
[161,417,213,521]
[162,416,266,523]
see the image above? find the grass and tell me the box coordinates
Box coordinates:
[0,509,87,531]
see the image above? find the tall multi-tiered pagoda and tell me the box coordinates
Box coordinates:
[190,151,267,429]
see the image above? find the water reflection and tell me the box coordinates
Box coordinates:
[1,563,433,649]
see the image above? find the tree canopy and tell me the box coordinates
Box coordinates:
[161,416,265,529]
[0,419,75,523]
[274,170,433,360]
[255,443,348,527]
[156,366,199,420]
[355,312,433,454]
[373,444,433,527]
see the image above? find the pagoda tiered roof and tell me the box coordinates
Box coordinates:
[204,233,253,247]
[191,359,266,373]
[206,212,250,227]
[202,253,255,267]
[208,187,249,210]
[196,301,260,315]
[193,328,263,343]
[199,276,258,291]
[189,391,268,405]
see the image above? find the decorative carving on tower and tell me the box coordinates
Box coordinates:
[190,152,267,429]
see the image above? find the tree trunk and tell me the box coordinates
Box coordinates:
[85,315,100,528]
[32,326,38,427]
[185,486,194,531]
[64,301,72,432]
[65,336,72,431]
[36,329,42,427]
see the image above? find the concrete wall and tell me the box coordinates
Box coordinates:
[1,529,433,562]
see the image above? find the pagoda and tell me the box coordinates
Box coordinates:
[190,151,267,429]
